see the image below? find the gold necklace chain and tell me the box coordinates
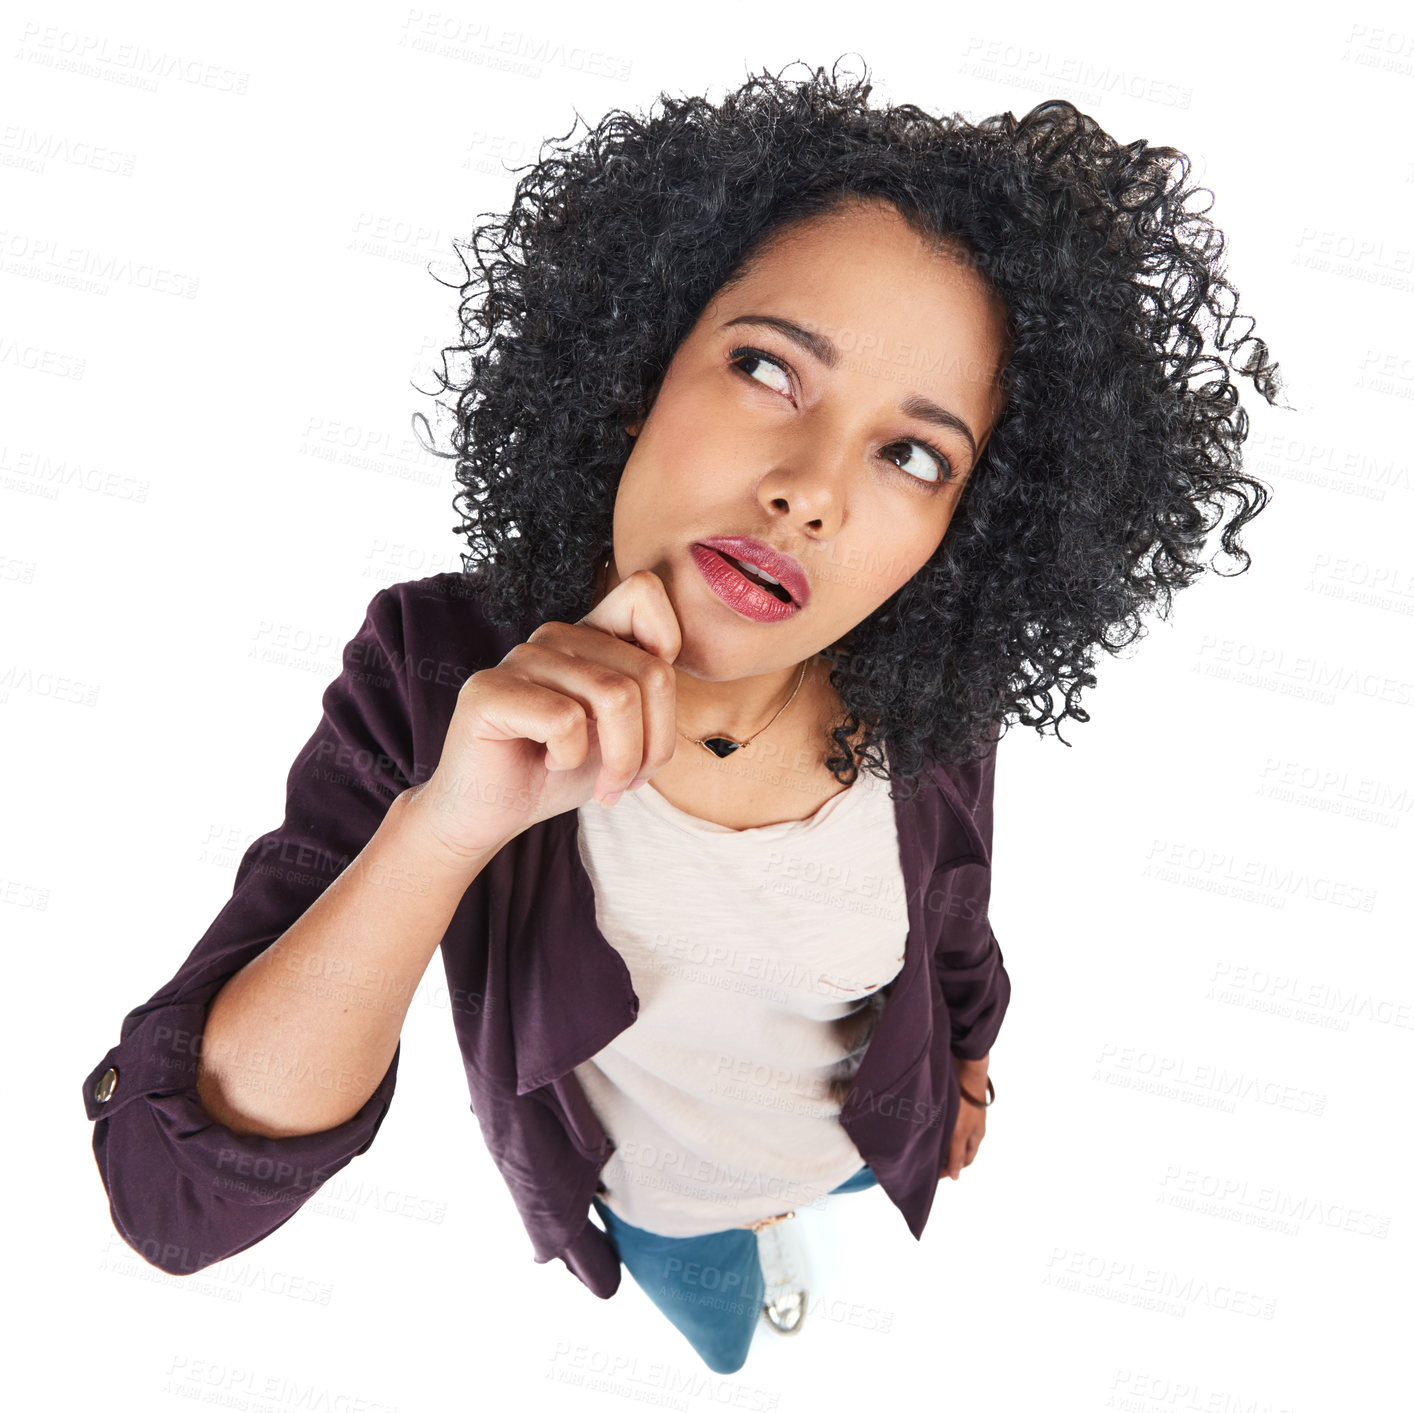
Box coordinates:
[677,659,808,759]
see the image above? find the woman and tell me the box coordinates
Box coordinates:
[82,58,1282,1377]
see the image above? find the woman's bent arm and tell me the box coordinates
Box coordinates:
[196,785,501,1140]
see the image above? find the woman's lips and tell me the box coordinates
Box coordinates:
[689,544,803,623]
[696,536,810,607]
[717,549,792,599]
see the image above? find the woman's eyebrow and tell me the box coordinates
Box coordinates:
[718,313,979,463]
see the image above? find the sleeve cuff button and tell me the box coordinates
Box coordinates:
[94,1067,118,1104]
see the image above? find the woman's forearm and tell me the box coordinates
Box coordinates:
[195,786,501,1139]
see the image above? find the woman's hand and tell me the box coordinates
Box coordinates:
[405,568,683,863]
[942,1055,990,1181]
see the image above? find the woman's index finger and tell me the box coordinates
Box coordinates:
[577,569,682,666]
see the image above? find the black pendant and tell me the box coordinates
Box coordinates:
[702,737,743,758]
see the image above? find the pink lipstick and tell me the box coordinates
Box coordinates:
[690,542,805,623]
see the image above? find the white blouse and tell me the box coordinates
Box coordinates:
[572,746,909,1236]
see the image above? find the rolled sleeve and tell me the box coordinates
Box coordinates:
[82,585,416,1275]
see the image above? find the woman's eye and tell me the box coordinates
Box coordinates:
[884,440,955,486]
[730,348,792,397]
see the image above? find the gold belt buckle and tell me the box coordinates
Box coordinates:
[744,1210,796,1233]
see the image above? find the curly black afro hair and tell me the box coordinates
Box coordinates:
[417,56,1286,800]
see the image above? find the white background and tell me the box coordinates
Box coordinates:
[7,2,1410,1409]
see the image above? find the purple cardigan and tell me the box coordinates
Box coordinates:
[81,571,1011,1298]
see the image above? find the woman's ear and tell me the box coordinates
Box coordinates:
[624,372,665,440]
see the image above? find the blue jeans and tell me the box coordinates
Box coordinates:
[591,1163,878,1374]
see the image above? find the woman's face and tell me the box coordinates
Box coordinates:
[608,196,1012,683]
